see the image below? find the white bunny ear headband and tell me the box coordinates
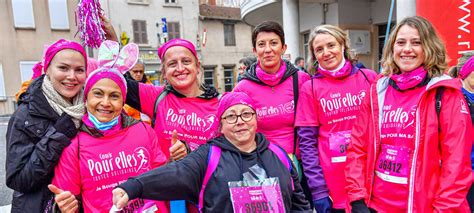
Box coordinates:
[97,40,139,74]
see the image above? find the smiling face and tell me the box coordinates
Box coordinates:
[253,32,287,74]
[86,78,123,123]
[162,46,200,91]
[46,49,86,102]
[312,33,344,70]
[220,104,257,147]
[393,25,425,73]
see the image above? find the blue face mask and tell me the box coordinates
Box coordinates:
[87,111,119,131]
[462,87,474,102]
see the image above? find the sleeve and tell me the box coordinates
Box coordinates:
[5,107,73,193]
[118,144,210,203]
[344,88,372,203]
[125,77,141,111]
[51,139,82,195]
[138,83,163,118]
[145,123,167,168]
[295,80,319,127]
[432,88,473,211]
[289,159,312,212]
[297,126,329,200]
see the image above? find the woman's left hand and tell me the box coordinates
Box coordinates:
[169,130,188,161]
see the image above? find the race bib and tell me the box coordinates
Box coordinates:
[329,130,351,163]
[228,177,284,213]
[375,144,410,184]
[115,198,158,213]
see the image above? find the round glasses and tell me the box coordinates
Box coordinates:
[222,111,255,124]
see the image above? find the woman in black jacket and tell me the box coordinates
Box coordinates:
[6,39,87,212]
[113,92,311,212]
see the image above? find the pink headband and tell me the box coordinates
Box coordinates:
[43,39,87,72]
[84,68,127,103]
[460,56,474,80]
[157,38,198,60]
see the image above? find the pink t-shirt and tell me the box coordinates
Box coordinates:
[139,84,220,158]
[234,71,310,155]
[294,70,375,208]
[52,123,168,213]
[370,85,426,211]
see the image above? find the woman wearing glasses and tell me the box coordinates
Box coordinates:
[112,92,311,212]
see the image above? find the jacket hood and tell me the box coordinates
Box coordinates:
[207,132,269,154]
[426,74,462,90]
[242,59,299,86]
[79,113,139,137]
[164,84,220,99]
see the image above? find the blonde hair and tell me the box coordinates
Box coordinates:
[381,16,447,77]
[307,25,353,75]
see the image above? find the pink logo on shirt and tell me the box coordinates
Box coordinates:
[382,105,417,129]
[320,91,366,114]
[86,147,150,180]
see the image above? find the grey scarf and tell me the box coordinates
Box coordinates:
[41,76,85,128]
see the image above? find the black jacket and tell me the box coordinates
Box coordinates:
[119,133,311,212]
[6,76,76,212]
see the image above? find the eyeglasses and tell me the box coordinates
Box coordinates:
[222,111,255,124]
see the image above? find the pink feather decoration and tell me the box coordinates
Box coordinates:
[76,0,105,48]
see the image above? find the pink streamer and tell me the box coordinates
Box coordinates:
[76,0,106,48]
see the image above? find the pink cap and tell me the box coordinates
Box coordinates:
[216,92,255,121]
[460,56,474,80]
[43,39,87,73]
[157,38,197,60]
[84,68,127,103]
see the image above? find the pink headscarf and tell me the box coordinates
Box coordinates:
[157,38,198,60]
[31,62,43,79]
[212,92,255,137]
[460,56,474,80]
[84,68,127,102]
[43,39,87,72]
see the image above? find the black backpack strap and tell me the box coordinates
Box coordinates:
[151,90,169,128]
[435,87,445,132]
[292,71,299,155]
[359,68,370,84]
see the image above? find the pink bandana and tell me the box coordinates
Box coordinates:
[317,60,352,79]
[157,38,198,60]
[43,39,87,72]
[84,68,127,102]
[212,92,255,137]
[460,56,474,80]
[256,61,286,86]
[390,66,427,90]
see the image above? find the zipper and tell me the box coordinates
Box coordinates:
[407,97,422,213]
[368,83,378,206]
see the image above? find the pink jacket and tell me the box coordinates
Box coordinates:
[345,75,473,212]
[53,117,168,212]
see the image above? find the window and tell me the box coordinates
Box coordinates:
[303,32,309,60]
[223,66,234,92]
[203,66,215,86]
[168,22,180,40]
[19,61,39,82]
[0,64,5,97]
[224,23,236,46]
[165,0,177,3]
[132,20,148,44]
[48,0,69,29]
[12,0,35,28]
[128,0,148,4]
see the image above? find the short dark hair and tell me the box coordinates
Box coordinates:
[252,21,285,49]
[294,57,304,65]
[239,56,257,68]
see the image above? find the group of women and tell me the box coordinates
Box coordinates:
[5,15,473,213]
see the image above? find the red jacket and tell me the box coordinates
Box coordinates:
[345,74,473,212]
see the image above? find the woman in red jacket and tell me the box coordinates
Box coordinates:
[345,16,473,212]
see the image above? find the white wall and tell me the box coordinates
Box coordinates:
[299,2,323,32]
[371,0,396,24]
[338,0,371,25]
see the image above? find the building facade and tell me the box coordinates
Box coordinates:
[198,1,253,93]
[241,0,417,71]
[0,0,78,114]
